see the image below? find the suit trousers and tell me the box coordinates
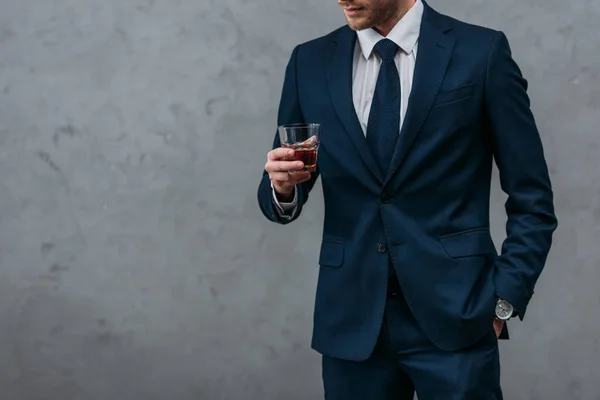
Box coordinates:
[321,277,504,400]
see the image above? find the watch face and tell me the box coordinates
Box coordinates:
[495,300,514,320]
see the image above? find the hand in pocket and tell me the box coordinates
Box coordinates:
[493,318,505,338]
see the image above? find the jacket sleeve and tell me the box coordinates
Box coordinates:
[485,31,558,319]
[257,45,320,225]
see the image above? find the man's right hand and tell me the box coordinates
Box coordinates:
[265,148,312,202]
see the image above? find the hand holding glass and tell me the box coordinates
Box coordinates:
[278,123,321,172]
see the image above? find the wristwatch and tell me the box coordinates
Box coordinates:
[495,299,514,321]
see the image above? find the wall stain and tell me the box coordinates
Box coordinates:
[169,102,184,118]
[256,232,267,249]
[41,242,55,259]
[281,327,292,338]
[136,0,156,12]
[114,27,128,42]
[156,131,174,144]
[205,96,228,116]
[0,27,13,43]
[37,151,61,173]
[264,344,279,361]
[49,264,70,274]
[97,331,113,345]
[51,325,64,335]
[53,124,80,147]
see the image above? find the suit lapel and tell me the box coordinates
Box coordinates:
[384,5,455,184]
[327,27,384,183]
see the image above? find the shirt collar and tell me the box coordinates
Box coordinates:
[356,0,424,59]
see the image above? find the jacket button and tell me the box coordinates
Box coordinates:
[381,193,390,203]
[377,243,387,253]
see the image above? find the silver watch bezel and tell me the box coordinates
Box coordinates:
[495,299,514,321]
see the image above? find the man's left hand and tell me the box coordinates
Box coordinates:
[493,318,504,338]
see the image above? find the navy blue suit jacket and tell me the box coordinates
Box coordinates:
[258,2,557,362]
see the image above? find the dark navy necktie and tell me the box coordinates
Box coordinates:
[366,39,401,175]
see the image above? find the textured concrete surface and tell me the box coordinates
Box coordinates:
[0,0,598,399]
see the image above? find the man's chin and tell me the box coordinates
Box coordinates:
[346,20,372,31]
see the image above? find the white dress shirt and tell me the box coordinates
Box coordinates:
[272,0,424,217]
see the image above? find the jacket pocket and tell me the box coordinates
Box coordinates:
[432,83,474,107]
[439,228,493,258]
[318,239,344,268]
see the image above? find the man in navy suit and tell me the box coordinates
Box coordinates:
[257,0,557,398]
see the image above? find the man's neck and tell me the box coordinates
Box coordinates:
[373,0,417,37]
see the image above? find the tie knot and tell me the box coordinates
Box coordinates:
[373,39,399,61]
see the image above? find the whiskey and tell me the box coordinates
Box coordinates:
[282,142,319,172]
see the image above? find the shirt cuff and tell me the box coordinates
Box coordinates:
[271,181,298,217]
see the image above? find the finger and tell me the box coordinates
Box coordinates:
[270,172,292,183]
[493,319,503,338]
[268,147,295,161]
[291,172,311,183]
[272,169,309,183]
[296,176,312,185]
[267,160,304,172]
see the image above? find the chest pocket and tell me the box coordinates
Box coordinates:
[432,83,474,107]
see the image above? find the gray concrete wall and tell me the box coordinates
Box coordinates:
[0,0,597,399]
